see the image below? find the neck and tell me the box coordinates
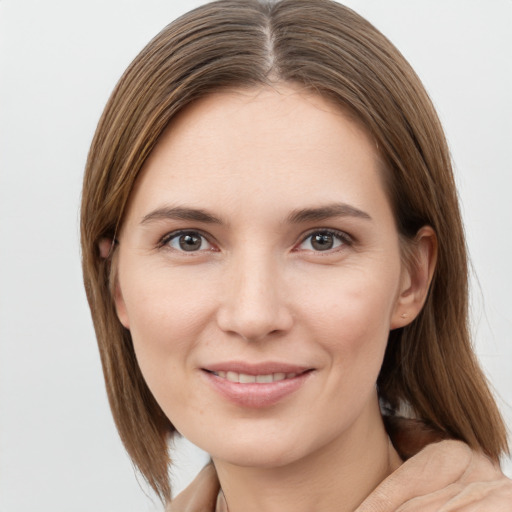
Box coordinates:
[213,398,402,512]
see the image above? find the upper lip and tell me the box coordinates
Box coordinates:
[202,361,312,375]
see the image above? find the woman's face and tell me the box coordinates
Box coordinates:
[114,85,412,468]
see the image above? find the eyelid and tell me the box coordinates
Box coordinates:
[294,228,353,252]
[155,227,353,253]
[158,229,218,252]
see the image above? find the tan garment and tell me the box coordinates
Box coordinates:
[167,463,226,512]
[167,417,447,512]
[167,463,224,512]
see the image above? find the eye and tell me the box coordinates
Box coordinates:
[162,230,213,252]
[297,230,349,252]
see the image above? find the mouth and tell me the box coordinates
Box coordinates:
[204,370,306,383]
[201,364,314,408]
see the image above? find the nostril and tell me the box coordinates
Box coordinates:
[216,306,293,342]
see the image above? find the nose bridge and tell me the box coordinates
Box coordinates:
[217,245,292,341]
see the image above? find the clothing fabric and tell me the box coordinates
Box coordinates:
[166,417,447,512]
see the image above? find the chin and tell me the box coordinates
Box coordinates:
[185,425,305,469]
[213,442,302,469]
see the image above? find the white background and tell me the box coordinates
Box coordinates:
[1,1,511,510]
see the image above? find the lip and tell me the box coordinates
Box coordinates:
[204,361,310,375]
[201,361,314,408]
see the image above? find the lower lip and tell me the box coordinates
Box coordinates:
[202,370,312,408]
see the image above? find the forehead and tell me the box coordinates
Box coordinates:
[153,84,373,165]
[125,84,392,224]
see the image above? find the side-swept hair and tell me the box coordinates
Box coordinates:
[81,0,508,500]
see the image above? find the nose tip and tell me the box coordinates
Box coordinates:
[217,314,290,342]
[216,262,293,341]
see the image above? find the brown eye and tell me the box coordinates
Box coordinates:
[311,233,335,251]
[179,233,202,251]
[298,230,347,252]
[165,231,212,252]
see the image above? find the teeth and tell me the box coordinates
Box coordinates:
[256,374,273,383]
[239,373,256,383]
[214,371,299,383]
[226,371,238,382]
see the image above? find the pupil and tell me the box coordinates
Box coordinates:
[312,233,333,251]
[179,234,201,251]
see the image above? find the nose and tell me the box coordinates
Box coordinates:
[216,252,293,342]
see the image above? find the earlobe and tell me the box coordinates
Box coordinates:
[391,226,437,329]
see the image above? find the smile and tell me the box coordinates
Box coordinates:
[209,371,299,383]
[202,365,313,408]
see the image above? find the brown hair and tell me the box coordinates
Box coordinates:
[80,0,509,501]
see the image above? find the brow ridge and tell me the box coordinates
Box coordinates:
[141,206,223,225]
[140,202,371,226]
[287,203,372,223]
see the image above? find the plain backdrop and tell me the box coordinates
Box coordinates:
[1,1,511,511]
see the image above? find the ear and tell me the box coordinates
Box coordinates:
[113,278,131,329]
[97,238,130,328]
[98,237,114,259]
[391,226,437,329]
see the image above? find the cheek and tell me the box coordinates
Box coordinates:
[297,265,400,386]
[122,266,213,341]
[121,276,216,433]
[118,267,216,398]
[299,266,400,341]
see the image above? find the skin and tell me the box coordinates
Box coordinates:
[168,440,512,511]
[114,84,438,512]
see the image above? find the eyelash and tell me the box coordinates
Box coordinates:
[158,230,217,253]
[295,229,353,253]
[157,228,353,254]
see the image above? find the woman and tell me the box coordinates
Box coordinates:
[81,0,511,510]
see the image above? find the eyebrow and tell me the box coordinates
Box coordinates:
[141,206,223,225]
[140,202,372,226]
[286,203,372,223]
